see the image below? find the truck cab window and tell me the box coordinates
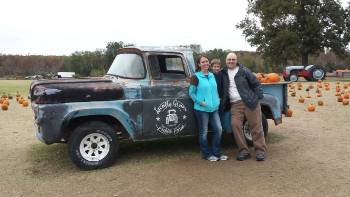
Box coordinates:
[148,55,186,80]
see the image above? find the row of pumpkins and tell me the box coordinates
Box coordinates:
[288,81,349,113]
[1,92,29,111]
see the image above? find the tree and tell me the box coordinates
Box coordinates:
[105,41,124,69]
[237,0,350,66]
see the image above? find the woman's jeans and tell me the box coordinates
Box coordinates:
[194,110,223,158]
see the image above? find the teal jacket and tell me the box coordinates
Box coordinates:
[189,71,220,112]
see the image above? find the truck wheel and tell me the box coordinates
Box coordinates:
[243,113,268,146]
[289,71,299,82]
[310,66,326,81]
[69,121,119,170]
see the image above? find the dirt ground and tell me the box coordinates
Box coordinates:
[0,81,350,197]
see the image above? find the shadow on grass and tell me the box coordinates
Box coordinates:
[25,131,286,176]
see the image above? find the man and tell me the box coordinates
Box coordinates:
[220,52,267,161]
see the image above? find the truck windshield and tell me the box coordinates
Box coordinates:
[107,54,145,79]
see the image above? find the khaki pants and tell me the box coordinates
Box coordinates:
[230,101,267,154]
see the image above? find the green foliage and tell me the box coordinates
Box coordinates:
[105,41,124,69]
[237,0,350,66]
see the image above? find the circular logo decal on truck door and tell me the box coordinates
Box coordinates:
[153,100,187,135]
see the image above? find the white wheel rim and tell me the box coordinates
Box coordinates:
[313,69,324,79]
[243,121,252,141]
[79,132,110,162]
[290,75,298,82]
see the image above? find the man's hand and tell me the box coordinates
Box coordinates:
[200,101,206,106]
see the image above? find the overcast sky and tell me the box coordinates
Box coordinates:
[1,0,349,55]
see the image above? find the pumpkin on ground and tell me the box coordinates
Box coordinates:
[307,104,316,112]
[1,104,8,111]
[343,99,349,105]
[299,96,305,103]
[286,109,293,117]
[22,100,29,107]
[318,100,324,106]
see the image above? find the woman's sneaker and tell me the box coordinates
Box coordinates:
[206,155,219,162]
[219,155,229,161]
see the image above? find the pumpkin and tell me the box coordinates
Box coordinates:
[317,100,324,106]
[298,96,305,103]
[307,104,316,112]
[1,104,8,111]
[291,92,296,97]
[308,84,314,89]
[286,109,293,117]
[0,98,3,104]
[344,84,348,89]
[317,93,322,97]
[335,92,341,96]
[255,73,264,81]
[22,100,29,107]
[19,99,24,104]
[344,93,349,99]
[3,100,9,106]
[343,99,349,105]
[266,73,280,83]
[325,87,330,91]
[337,96,343,102]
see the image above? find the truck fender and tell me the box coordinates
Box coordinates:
[62,106,140,140]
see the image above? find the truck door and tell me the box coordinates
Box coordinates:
[142,53,197,139]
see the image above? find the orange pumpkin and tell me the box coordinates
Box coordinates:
[316,93,322,97]
[337,96,343,102]
[307,104,316,112]
[298,96,305,103]
[1,104,8,111]
[344,93,349,99]
[343,99,349,105]
[3,100,9,106]
[255,73,264,81]
[291,92,296,97]
[325,87,330,91]
[266,73,280,83]
[286,109,293,117]
[22,100,29,107]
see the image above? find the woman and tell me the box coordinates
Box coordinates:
[189,55,228,161]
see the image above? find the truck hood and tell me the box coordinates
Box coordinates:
[30,78,125,104]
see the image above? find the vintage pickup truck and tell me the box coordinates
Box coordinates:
[30,47,289,170]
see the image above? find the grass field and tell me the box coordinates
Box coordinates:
[0,80,32,96]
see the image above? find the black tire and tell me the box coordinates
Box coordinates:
[243,113,268,146]
[69,121,119,170]
[289,71,299,82]
[310,65,326,81]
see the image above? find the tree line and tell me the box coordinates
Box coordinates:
[1,42,350,78]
